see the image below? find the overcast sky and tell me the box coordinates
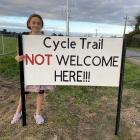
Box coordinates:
[0,0,140,36]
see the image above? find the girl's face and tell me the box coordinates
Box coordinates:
[28,17,42,33]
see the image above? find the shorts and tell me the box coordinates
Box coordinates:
[24,90,44,94]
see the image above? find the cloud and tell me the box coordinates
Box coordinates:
[0,0,140,25]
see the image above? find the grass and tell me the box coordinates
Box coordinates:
[0,54,19,79]
[0,36,19,79]
[0,37,139,140]
[124,60,140,90]
[0,36,17,54]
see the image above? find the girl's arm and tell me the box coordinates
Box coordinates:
[15,32,40,62]
[15,33,26,62]
[15,55,25,62]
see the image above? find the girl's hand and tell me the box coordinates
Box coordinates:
[15,55,25,62]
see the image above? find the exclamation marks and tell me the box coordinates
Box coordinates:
[88,71,90,82]
[83,71,86,82]
[83,71,90,82]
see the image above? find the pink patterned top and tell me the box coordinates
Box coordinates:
[24,85,55,92]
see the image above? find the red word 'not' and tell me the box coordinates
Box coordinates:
[25,54,52,65]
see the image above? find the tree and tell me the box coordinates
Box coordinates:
[134,15,140,31]
[126,15,140,48]
[2,29,7,34]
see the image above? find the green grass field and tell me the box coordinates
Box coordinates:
[0,37,140,140]
[0,36,17,54]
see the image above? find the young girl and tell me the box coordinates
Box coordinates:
[11,14,54,125]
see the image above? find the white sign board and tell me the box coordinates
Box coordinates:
[22,35,123,87]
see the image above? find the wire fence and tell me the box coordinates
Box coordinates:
[0,34,18,56]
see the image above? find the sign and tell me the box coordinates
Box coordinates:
[22,35,123,87]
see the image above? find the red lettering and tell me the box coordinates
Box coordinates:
[45,54,52,65]
[35,54,44,65]
[25,54,34,65]
[25,54,52,65]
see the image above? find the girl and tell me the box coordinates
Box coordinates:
[11,14,54,125]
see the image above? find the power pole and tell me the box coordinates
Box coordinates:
[66,0,70,36]
[96,29,98,37]
[123,16,128,37]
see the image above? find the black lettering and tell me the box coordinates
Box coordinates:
[70,55,76,66]
[77,71,82,82]
[53,41,60,51]
[80,38,87,49]
[92,56,101,66]
[63,71,69,82]
[84,56,91,66]
[61,41,66,48]
[113,56,119,67]
[92,42,98,49]
[71,41,76,48]
[56,55,69,65]
[69,71,76,82]
[54,70,62,82]
[43,37,51,48]
[102,56,112,66]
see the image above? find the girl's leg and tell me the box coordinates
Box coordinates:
[16,93,29,113]
[35,93,44,114]
[34,92,45,124]
[11,93,29,124]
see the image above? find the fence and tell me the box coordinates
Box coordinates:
[0,34,18,56]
